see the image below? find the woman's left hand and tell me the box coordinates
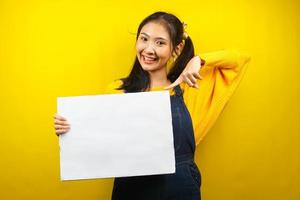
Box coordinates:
[164,55,203,90]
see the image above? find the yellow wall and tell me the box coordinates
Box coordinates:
[0,0,299,199]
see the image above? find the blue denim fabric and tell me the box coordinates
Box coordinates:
[111,85,201,200]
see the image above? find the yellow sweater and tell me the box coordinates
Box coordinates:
[105,49,251,146]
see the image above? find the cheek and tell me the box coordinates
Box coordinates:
[136,42,144,53]
[157,48,172,59]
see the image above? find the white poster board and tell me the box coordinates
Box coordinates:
[57,91,175,181]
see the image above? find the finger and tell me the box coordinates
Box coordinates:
[54,119,70,125]
[54,119,68,125]
[184,75,199,89]
[55,129,69,136]
[56,126,71,133]
[54,115,67,121]
[55,124,70,129]
[183,75,195,87]
[56,128,69,132]
[193,72,202,80]
[186,73,198,85]
[54,114,67,121]
[164,77,183,90]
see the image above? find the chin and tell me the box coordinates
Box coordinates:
[141,65,163,73]
[138,60,157,71]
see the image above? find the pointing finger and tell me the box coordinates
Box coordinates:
[163,77,182,90]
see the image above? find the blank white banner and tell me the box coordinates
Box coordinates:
[57,91,175,181]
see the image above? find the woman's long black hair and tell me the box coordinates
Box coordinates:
[116,11,203,93]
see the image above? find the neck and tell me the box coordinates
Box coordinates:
[148,67,171,88]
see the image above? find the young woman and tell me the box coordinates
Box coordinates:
[54,11,250,200]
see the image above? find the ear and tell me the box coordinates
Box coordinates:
[172,42,185,57]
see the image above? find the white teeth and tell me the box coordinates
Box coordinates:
[143,56,156,61]
[145,57,154,61]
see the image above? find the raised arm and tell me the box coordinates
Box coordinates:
[183,49,251,146]
[202,48,251,70]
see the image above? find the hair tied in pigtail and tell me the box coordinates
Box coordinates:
[182,22,188,40]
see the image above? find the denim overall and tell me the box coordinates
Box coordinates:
[111,85,201,200]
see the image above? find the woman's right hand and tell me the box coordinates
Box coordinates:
[54,113,71,136]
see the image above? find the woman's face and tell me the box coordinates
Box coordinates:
[136,22,173,73]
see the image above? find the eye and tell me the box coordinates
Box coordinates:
[156,41,166,46]
[140,36,147,41]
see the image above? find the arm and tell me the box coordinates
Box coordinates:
[201,48,251,70]
[183,49,251,146]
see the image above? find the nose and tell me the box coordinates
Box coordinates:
[144,43,155,54]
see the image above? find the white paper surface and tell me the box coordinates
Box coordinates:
[57,91,175,181]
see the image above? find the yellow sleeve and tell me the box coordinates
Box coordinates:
[182,48,251,146]
[104,79,124,94]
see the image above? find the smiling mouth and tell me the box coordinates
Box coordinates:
[142,55,158,64]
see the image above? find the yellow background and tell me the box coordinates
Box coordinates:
[0,0,299,199]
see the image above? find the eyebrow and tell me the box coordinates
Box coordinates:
[140,32,168,41]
